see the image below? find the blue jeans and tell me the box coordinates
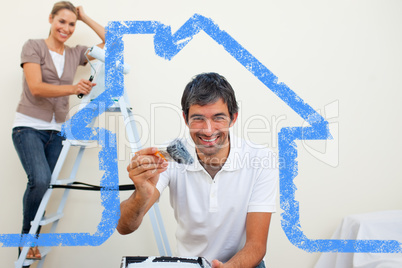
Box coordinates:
[12,127,64,234]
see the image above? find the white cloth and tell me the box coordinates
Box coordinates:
[48,49,65,78]
[12,112,62,131]
[156,135,278,263]
[315,210,402,268]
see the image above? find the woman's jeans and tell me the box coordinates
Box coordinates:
[12,127,64,234]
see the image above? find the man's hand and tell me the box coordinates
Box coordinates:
[127,147,168,200]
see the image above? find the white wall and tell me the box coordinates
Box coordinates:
[1,0,402,267]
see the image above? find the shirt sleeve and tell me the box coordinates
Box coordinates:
[156,170,170,198]
[72,45,89,66]
[20,39,42,67]
[248,149,278,213]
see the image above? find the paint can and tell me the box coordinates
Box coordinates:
[120,256,211,268]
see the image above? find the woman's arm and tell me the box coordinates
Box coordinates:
[23,62,94,98]
[76,6,105,56]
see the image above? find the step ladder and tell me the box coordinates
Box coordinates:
[15,51,171,268]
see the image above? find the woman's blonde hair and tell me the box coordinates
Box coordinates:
[50,1,77,18]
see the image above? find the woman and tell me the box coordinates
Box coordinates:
[12,1,104,260]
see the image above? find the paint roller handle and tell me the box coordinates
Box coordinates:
[77,75,94,99]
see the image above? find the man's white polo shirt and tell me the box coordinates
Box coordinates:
[156,135,278,263]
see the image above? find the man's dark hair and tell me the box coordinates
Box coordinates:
[181,72,239,122]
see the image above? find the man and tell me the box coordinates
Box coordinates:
[117,72,278,268]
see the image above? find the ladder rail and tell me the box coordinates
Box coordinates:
[15,140,86,268]
[15,188,55,268]
[50,140,72,184]
[119,93,172,256]
[37,144,91,268]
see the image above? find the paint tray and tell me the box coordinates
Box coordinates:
[120,256,211,268]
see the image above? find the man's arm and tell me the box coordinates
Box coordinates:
[117,147,168,235]
[118,188,160,234]
[212,212,272,268]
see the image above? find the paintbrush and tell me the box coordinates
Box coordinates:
[154,139,194,165]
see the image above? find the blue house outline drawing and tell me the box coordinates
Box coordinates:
[1,14,401,253]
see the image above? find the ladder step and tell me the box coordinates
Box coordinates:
[17,247,51,267]
[38,213,64,226]
[109,98,132,111]
[107,106,132,112]
[82,98,132,113]
[53,178,76,185]
[63,140,96,147]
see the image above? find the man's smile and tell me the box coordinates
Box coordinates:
[200,135,219,143]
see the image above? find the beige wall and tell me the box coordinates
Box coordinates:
[1,0,402,267]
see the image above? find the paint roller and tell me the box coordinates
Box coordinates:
[155,139,194,164]
[138,139,194,165]
[78,46,131,98]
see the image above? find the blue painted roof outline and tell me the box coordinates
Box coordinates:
[1,13,400,253]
